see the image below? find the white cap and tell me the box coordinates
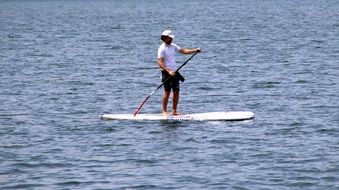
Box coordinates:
[161,30,175,39]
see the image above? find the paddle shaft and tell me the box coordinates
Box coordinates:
[133,51,199,116]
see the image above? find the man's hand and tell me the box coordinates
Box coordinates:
[169,71,176,76]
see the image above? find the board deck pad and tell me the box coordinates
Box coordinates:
[100,111,254,121]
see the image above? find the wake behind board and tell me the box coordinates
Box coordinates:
[100,111,254,121]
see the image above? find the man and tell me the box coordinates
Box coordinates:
[157,30,201,115]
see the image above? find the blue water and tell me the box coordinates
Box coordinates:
[1,0,338,189]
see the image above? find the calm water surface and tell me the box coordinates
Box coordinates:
[1,0,338,189]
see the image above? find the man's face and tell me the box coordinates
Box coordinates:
[163,36,173,45]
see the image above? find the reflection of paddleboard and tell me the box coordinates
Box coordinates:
[100,111,254,121]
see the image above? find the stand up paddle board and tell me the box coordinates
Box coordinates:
[100,111,254,121]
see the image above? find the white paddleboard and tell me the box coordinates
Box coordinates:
[100,111,254,121]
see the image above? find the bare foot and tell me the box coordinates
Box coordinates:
[171,112,182,115]
[162,112,169,116]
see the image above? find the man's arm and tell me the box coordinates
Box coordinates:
[158,57,176,76]
[179,48,201,54]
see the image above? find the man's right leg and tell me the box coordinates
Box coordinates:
[162,90,171,115]
[172,89,180,115]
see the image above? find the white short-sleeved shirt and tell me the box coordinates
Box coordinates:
[157,43,181,71]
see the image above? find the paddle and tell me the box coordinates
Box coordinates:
[133,51,199,116]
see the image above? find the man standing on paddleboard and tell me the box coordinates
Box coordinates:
[157,30,201,115]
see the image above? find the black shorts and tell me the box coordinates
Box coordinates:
[161,70,180,91]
